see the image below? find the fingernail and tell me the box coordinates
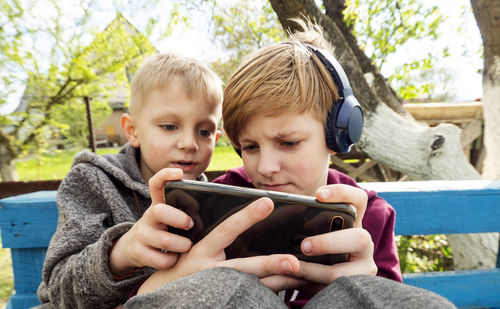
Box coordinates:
[302,240,312,254]
[187,219,194,229]
[281,260,294,273]
[318,188,330,200]
[257,199,270,212]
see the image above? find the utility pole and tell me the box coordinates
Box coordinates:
[84,96,96,153]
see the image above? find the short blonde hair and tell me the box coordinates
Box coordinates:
[223,21,339,148]
[130,53,223,116]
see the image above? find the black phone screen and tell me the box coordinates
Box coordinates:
[164,180,356,265]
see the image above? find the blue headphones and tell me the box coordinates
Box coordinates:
[233,43,363,156]
[305,44,363,153]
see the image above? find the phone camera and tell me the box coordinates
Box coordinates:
[330,216,344,231]
[292,235,306,251]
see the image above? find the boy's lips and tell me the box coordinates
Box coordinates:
[261,183,289,191]
[173,161,197,172]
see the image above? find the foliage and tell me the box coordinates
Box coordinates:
[168,0,285,83]
[343,0,449,100]
[0,1,157,180]
[209,0,285,82]
[390,57,456,102]
[397,235,453,273]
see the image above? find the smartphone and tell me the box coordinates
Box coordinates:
[164,180,357,265]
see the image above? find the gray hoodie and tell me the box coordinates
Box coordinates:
[36,144,205,308]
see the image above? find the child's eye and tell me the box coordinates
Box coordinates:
[199,129,213,137]
[160,124,177,131]
[281,140,300,147]
[242,144,258,152]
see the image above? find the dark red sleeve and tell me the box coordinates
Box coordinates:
[363,193,402,282]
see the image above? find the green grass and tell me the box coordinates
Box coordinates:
[15,145,242,181]
[0,235,13,309]
[15,148,121,181]
[208,146,242,171]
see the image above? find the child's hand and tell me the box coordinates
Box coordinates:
[263,184,376,292]
[108,168,194,277]
[137,197,301,295]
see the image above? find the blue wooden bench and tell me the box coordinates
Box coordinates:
[1,180,499,309]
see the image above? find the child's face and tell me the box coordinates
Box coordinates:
[131,81,221,182]
[239,111,331,197]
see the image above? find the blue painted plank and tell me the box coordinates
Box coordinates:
[382,191,500,235]
[6,292,41,309]
[360,181,500,235]
[11,248,46,293]
[0,191,58,248]
[403,268,500,308]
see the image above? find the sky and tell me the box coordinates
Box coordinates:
[0,0,483,115]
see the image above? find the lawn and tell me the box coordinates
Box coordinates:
[15,143,242,181]
[0,236,12,309]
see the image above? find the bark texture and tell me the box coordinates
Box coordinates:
[471,0,500,180]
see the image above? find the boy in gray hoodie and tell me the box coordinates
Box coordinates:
[36,52,225,308]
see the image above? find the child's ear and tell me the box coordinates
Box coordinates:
[215,130,221,143]
[121,113,140,147]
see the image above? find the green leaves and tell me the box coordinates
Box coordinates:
[344,0,449,100]
[397,235,453,273]
[207,0,285,82]
[1,1,156,170]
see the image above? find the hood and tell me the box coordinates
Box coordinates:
[71,143,151,198]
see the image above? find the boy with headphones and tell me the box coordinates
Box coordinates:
[125,22,455,308]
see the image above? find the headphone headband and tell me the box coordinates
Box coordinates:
[304,43,363,153]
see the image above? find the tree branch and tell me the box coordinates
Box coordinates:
[323,0,405,114]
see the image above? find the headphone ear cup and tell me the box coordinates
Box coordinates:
[326,103,342,153]
[326,96,364,153]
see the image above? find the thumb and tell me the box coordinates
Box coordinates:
[149,168,183,205]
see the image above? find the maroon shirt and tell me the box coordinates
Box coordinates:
[214,167,402,306]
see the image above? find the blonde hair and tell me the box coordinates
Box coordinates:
[223,20,339,148]
[130,53,223,116]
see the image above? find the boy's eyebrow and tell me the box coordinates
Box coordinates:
[275,130,300,137]
[239,130,305,143]
[239,137,255,144]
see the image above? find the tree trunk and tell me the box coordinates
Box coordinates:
[0,132,19,181]
[270,0,498,269]
[471,0,500,180]
[0,146,18,182]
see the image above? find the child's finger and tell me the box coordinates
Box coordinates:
[316,184,367,228]
[260,275,309,293]
[164,189,202,228]
[294,258,377,285]
[221,254,300,278]
[148,168,183,205]
[197,197,274,255]
[138,248,180,270]
[143,203,194,231]
[144,229,192,254]
[301,228,373,256]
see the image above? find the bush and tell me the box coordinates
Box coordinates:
[397,234,453,273]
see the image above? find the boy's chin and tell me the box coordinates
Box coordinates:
[181,171,202,180]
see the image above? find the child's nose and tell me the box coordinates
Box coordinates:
[177,131,198,152]
[256,149,280,177]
